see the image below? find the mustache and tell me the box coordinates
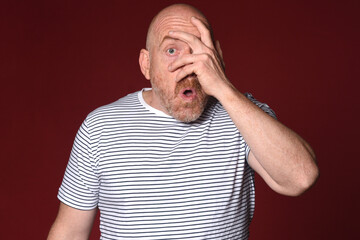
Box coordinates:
[174,74,202,95]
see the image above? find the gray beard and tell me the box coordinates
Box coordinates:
[152,78,208,122]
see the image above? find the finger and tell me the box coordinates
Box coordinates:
[190,16,214,49]
[215,40,223,59]
[168,54,196,72]
[169,31,204,54]
[215,40,225,70]
[175,63,197,82]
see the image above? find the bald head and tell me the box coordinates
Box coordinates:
[146,4,213,51]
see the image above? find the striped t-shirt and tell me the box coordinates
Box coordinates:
[58,89,275,239]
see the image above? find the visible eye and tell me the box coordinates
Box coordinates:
[167,48,177,55]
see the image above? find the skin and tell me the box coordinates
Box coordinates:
[139,5,216,122]
[139,4,318,196]
[47,203,97,240]
[48,4,319,239]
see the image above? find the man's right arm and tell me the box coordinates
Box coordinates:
[47,202,97,240]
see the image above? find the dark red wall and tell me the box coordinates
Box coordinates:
[1,0,359,239]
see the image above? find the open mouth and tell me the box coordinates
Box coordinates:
[180,88,197,100]
[183,89,193,97]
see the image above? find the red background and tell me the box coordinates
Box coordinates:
[1,0,359,239]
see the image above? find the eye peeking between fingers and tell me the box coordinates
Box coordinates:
[167,48,177,56]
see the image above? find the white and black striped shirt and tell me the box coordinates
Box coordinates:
[58,89,276,239]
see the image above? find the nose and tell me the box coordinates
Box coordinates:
[180,73,197,82]
[187,73,197,80]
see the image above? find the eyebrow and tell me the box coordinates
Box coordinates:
[159,36,182,47]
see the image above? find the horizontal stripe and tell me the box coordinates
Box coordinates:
[58,90,275,239]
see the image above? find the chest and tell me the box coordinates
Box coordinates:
[93,121,247,198]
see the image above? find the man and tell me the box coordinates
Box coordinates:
[48,4,318,240]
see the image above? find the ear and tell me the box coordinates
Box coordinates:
[215,40,225,70]
[139,49,151,80]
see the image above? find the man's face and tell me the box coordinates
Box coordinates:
[147,13,209,122]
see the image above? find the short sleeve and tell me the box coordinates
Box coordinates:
[57,119,99,210]
[244,93,277,162]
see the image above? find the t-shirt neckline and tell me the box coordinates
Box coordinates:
[138,88,174,119]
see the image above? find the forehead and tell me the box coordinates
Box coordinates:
[160,36,186,46]
[151,13,206,47]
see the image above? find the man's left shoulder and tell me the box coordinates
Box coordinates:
[244,93,277,119]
